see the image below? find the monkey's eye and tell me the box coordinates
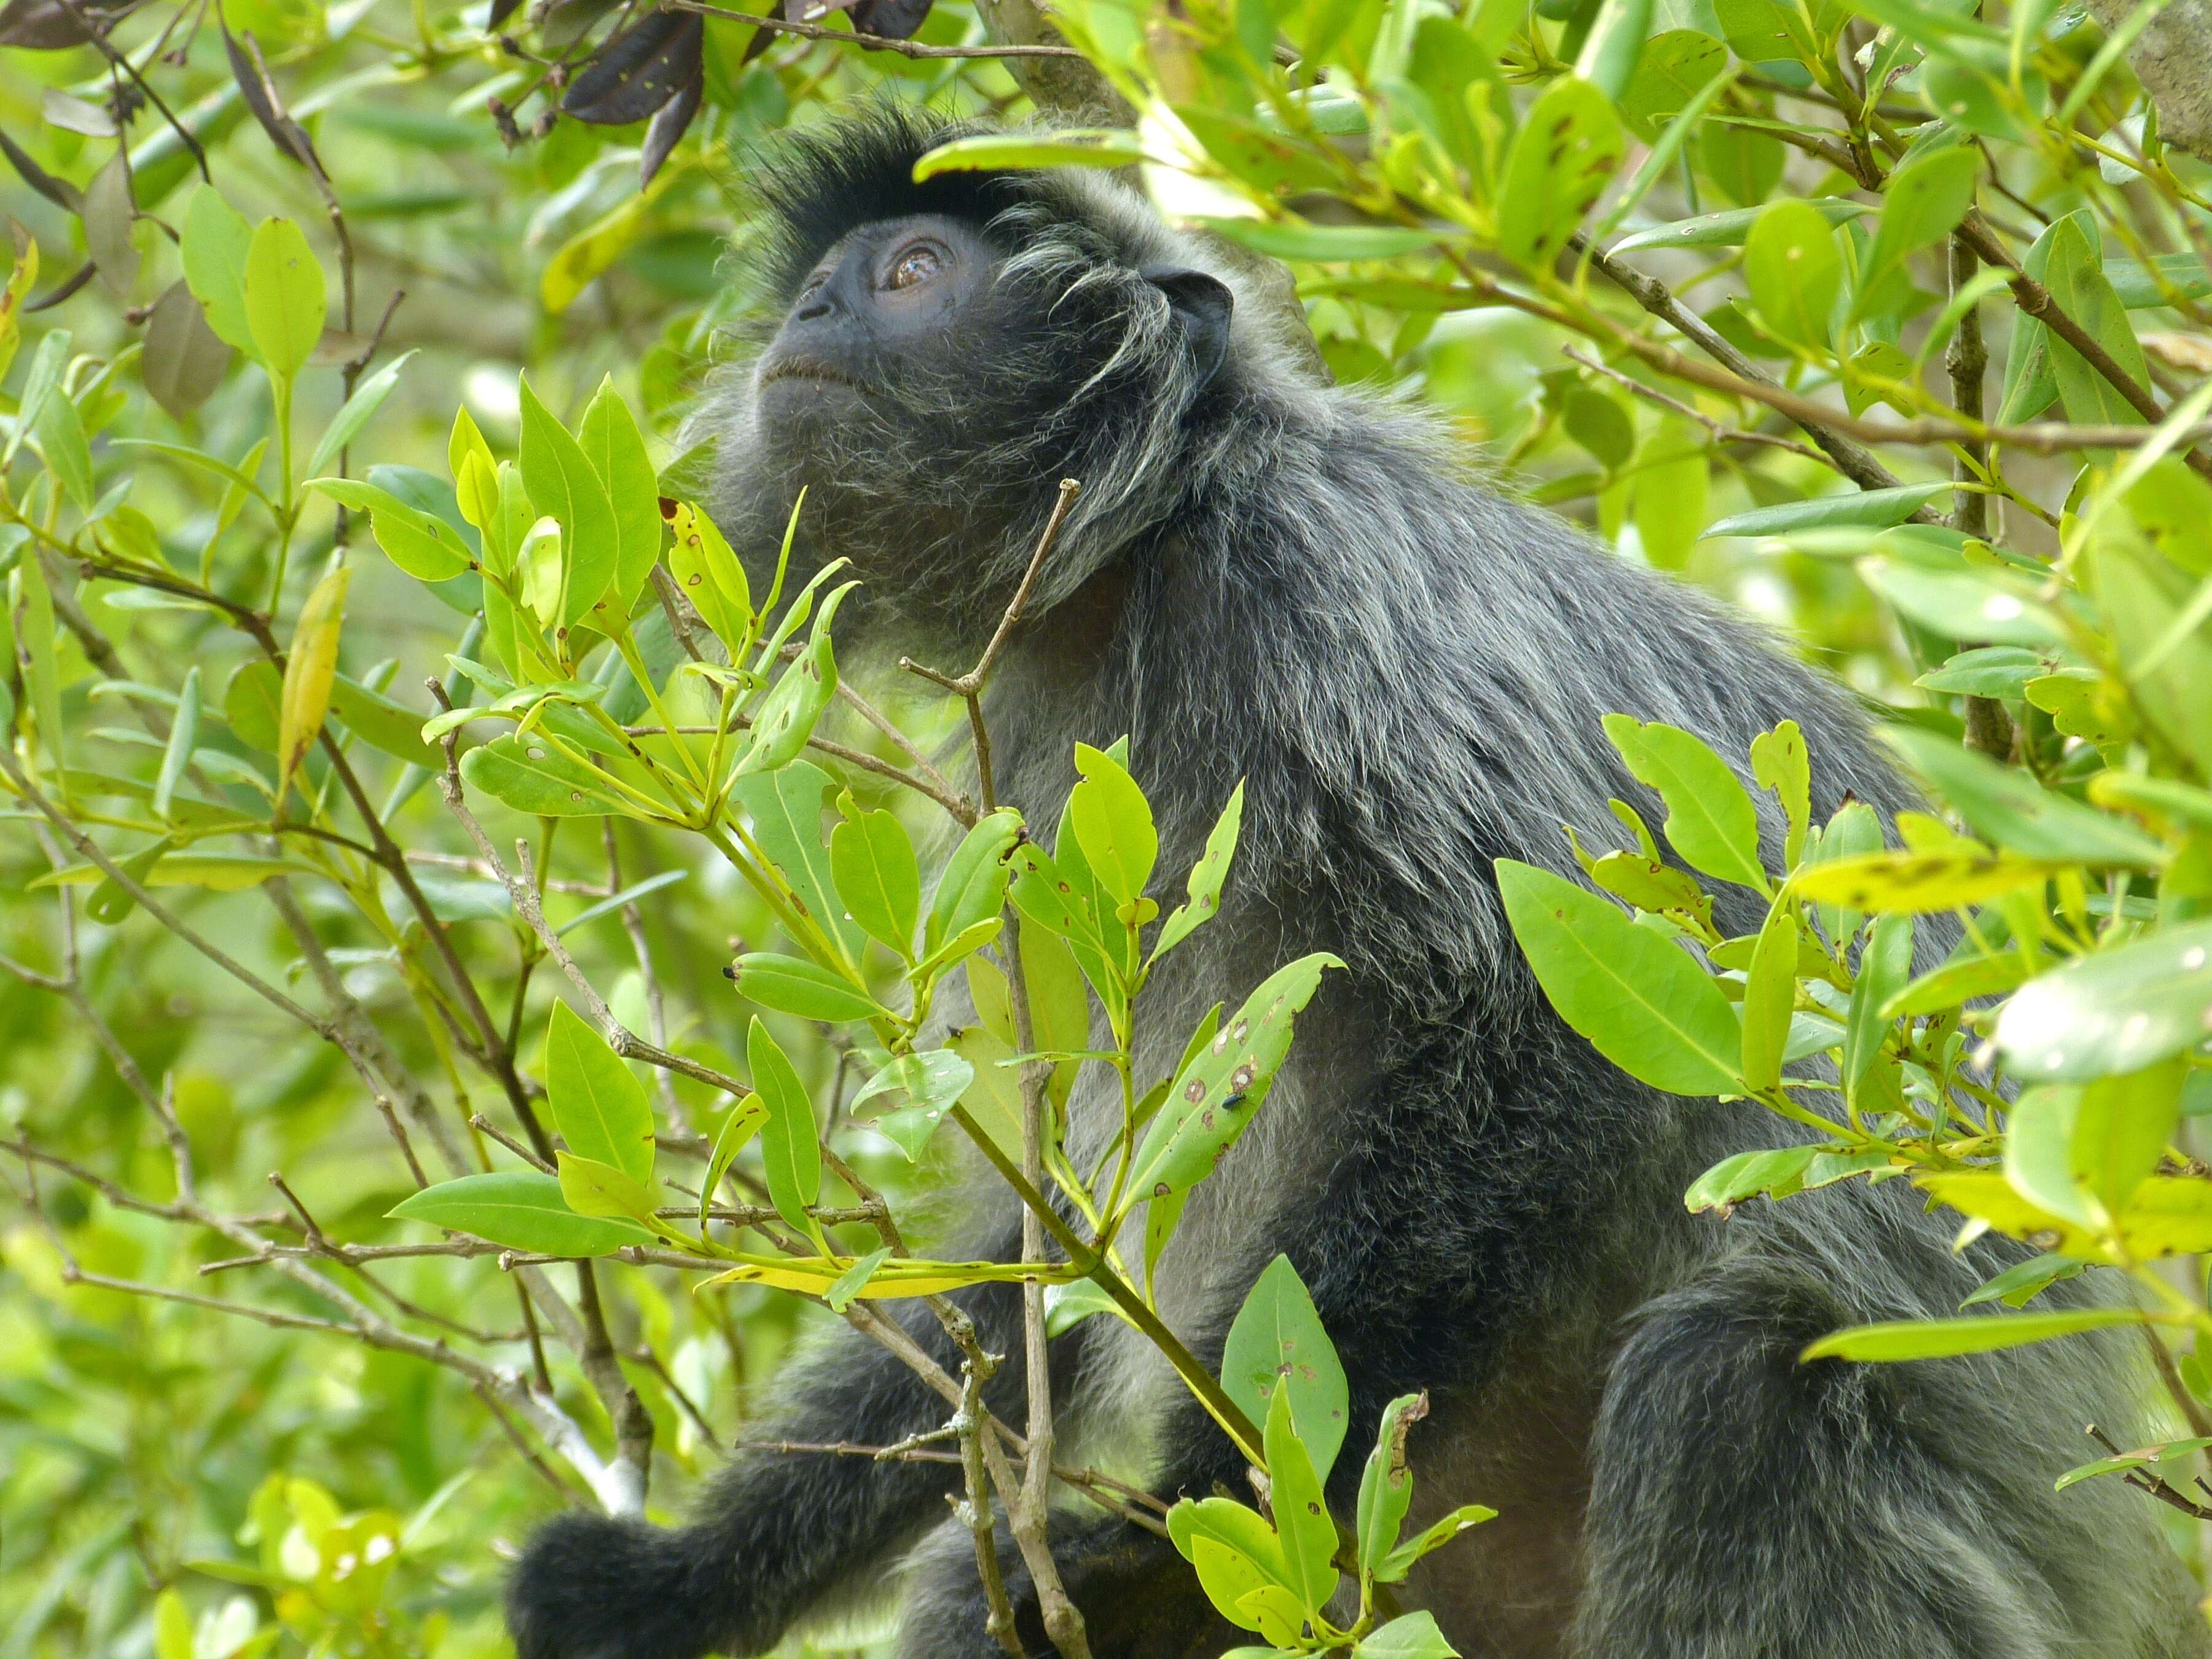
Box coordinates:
[885,243,944,291]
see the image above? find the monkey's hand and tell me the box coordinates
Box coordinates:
[898,1516,1234,1659]
[507,1510,769,1659]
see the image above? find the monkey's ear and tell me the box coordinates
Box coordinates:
[1141,266,1234,393]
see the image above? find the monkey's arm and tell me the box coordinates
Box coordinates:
[506,1209,1048,1659]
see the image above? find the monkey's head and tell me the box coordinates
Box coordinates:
[706,108,1270,651]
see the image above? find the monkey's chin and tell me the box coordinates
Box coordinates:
[757,374,871,432]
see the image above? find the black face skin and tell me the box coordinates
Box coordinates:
[755,212,1002,432]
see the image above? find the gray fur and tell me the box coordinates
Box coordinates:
[504,111,2204,1659]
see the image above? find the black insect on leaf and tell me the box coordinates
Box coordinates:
[0,125,84,214]
[845,0,932,39]
[562,10,704,127]
[0,0,139,49]
[639,65,703,187]
[221,16,332,185]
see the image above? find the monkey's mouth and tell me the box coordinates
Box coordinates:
[760,355,872,393]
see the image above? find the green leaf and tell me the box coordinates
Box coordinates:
[1611,198,1868,253]
[1883,728,2162,866]
[388,1171,656,1256]
[2056,1435,2212,1494]
[728,762,868,966]
[1357,1611,1461,1659]
[1802,1307,2148,1362]
[1704,482,1950,538]
[1916,645,2049,698]
[1070,742,1159,909]
[461,732,636,817]
[1573,0,1652,98]
[578,378,663,613]
[1044,1277,1131,1337]
[1120,952,1343,1206]
[181,187,256,354]
[152,665,199,823]
[1739,900,1798,1092]
[517,375,619,626]
[2041,215,2151,426]
[1355,1393,1424,1579]
[1191,219,1445,262]
[1843,915,1912,1107]
[830,804,921,959]
[1222,1255,1350,1483]
[925,809,1022,959]
[726,952,889,1024]
[1685,1145,1824,1211]
[30,382,93,511]
[304,349,417,481]
[1858,561,2063,646]
[665,499,751,649]
[1851,146,1980,324]
[305,477,473,581]
[1791,849,2059,912]
[1156,780,1244,960]
[1375,1507,1493,1585]
[852,1050,975,1161]
[544,999,656,1185]
[913,129,1148,179]
[1168,1497,1295,1632]
[824,1247,892,1312]
[1496,860,1743,1096]
[1996,921,2212,1082]
[748,1018,822,1244]
[1497,77,1625,266]
[1744,200,1841,348]
[1602,715,1768,890]
[699,1091,768,1228]
[732,584,853,779]
[1263,1388,1339,1616]
[1750,720,1810,869]
[242,217,325,380]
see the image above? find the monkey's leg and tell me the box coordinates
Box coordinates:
[1572,1252,2129,1659]
[506,1212,1051,1659]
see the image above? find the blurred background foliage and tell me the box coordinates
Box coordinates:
[5,0,2212,1651]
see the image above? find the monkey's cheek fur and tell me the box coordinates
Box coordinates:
[756,374,871,434]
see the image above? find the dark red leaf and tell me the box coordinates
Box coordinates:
[846,0,930,39]
[221,17,332,183]
[562,10,702,126]
[0,0,139,49]
[0,125,83,214]
[640,66,702,186]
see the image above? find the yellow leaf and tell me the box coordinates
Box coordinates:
[278,566,350,802]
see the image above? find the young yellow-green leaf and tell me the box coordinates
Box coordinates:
[728,762,868,966]
[15,553,66,779]
[1156,780,1245,960]
[1167,1497,1295,1626]
[1375,1509,1493,1586]
[1120,952,1343,1206]
[1223,1255,1349,1483]
[747,1017,822,1243]
[242,217,325,380]
[1749,721,1810,869]
[1191,218,1443,262]
[1496,860,1741,1096]
[277,566,348,802]
[1496,77,1625,267]
[460,731,635,817]
[664,499,751,648]
[555,1150,660,1225]
[925,808,1023,957]
[1744,201,1841,349]
[1071,742,1159,910]
[517,374,619,626]
[1739,899,1798,1093]
[1842,915,1912,1108]
[699,1090,769,1228]
[578,377,662,614]
[831,804,921,959]
[1791,849,2058,912]
[450,404,495,492]
[545,998,655,1184]
[1263,1387,1339,1616]
[180,187,256,355]
[726,952,889,1024]
[305,477,472,581]
[1602,716,1768,890]
[389,1170,657,1256]
[152,1589,194,1659]
[1802,1306,2147,1363]
[1357,1610,1462,1659]
[153,665,200,822]
[913,129,1148,180]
